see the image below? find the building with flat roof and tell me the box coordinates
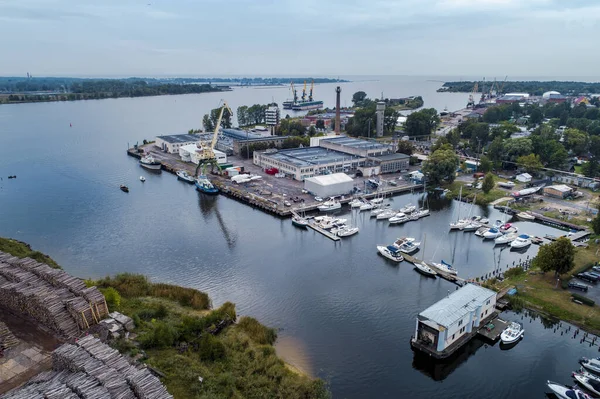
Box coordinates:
[319,136,393,157]
[411,284,496,358]
[155,134,202,154]
[543,184,573,199]
[304,173,354,198]
[369,153,410,174]
[265,106,280,129]
[179,144,227,165]
[253,147,365,181]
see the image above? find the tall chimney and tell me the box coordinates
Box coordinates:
[335,86,341,135]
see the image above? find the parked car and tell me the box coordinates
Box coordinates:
[577,273,598,283]
[314,196,323,202]
[569,281,590,292]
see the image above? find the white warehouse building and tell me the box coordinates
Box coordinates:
[179,144,227,165]
[155,134,201,154]
[411,284,496,356]
[304,173,354,198]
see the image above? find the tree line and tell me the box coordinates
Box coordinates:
[438,81,600,95]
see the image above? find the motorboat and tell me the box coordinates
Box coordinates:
[546,381,590,399]
[510,234,532,249]
[332,218,348,226]
[573,373,600,397]
[291,216,309,228]
[580,357,600,375]
[119,185,129,193]
[393,237,420,248]
[139,154,162,171]
[176,170,195,184]
[195,176,219,195]
[495,233,518,245]
[398,241,420,254]
[516,211,535,221]
[500,223,514,232]
[480,218,490,224]
[449,219,469,230]
[483,228,503,239]
[497,181,516,189]
[415,209,430,218]
[337,226,359,237]
[359,202,374,211]
[389,213,408,224]
[500,322,524,344]
[349,198,364,208]
[474,227,488,237]
[431,260,457,275]
[377,245,404,263]
[376,209,397,220]
[462,221,480,232]
[413,260,437,277]
[399,204,416,214]
[371,198,384,204]
[318,199,341,212]
[139,176,145,182]
[574,368,600,384]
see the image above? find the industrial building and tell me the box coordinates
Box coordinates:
[179,144,227,165]
[155,134,202,154]
[304,173,355,198]
[319,136,393,157]
[543,184,573,199]
[265,106,280,128]
[253,147,364,181]
[369,153,410,174]
[411,284,496,357]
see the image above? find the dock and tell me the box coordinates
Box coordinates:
[307,221,341,241]
[529,212,587,231]
[477,317,510,341]
[401,253,466,286]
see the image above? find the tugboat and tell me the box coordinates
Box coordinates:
[120,185,129,193]
[139,154,162,171]
[139,176,146,182]
[195,175,219,195]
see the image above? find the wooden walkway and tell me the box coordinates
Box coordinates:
[477,317,510,341]
[529,212,587,231]
[307,221,341,241]
[401,253,466,286]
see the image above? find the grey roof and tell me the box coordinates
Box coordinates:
[321,136,391,151]
[261,147,363,168]
[222,128,264,140]
[370,153,410,162]
[419,284,496,328]
[157,133,202,143]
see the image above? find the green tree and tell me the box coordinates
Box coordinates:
[563,128,589,156]
[203,114,214,132]
[315,119,325,130]
[237,105,249,127]
[482,173,494,193]
[352,91,367,106]
[589,136,600,158]
[384,107,399,134]
[209,107,232,129]
[308,126,317,136]
[503,138,533,162]
[277,119,306,136]
[532,237,575,276]
[345,104,376,137]
[582,158,600,178]
[479,155,492,173]
[405,108,439,139]
[529,107,543,124]
[422,144,459,185]
[446,128,461,148]
[592,203,600,235]
[397,140,414,155]
[517,154,543,174]
[103,287,121,309]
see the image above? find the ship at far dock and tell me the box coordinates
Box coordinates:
[283,80,323,111]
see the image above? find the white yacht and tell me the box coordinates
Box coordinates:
[431,260,457,275]
[359,201,374,211]
[494,233,517,245]
[139,154,161,171]
[370,204,390,217]
[516,211,535,221]
[139,176,146,182]
[510,234,532,249]
[500,322,524,344]
[415,209,430,218]
[337,226,359,237]
[349,198,364,208]
[389,213,408,224]
[318,198,341,212]
[450,219,469,230]
[483,228,503,239]
[462,221,480,232]
[399,204,416,214]
[413,261,437,277]
[573,373,600,398]
[376,209,397,220]
[377,245,404,262]
[546,381,590,399]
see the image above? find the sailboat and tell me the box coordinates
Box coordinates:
[462,195,480,231]
[449,186,468,230]
[412,234,437,277]
[337,210,359,237]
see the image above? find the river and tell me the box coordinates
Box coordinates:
[0,76,596,398]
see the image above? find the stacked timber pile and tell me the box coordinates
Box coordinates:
[0,251,108,338]
[0,321,19,349]
[2,336,172,399]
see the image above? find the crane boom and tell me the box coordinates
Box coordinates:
[301,81,307,101]
[309,80,314,102]
[210,101,233,151]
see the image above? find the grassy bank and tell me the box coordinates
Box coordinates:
[0,237,61,269]
[485,241,600,334]
[444,179,507,206]
[95,274,330,399]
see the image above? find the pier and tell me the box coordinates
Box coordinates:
[477,317,510,341]
[306,221,341,241]
[401,253,466,286]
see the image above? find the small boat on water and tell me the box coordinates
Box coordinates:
[292,216,309,228]
[399,241,419,254]
[120,185,129,193]
[500,223,515,232]
[500,322,524,344]
[176,170,195,184]
[318,198,341,212]
[510,234,532,249]
[516,211,535,221]
[450,219,468,230]
[195,176,219,195]
[431,260,457,275]
[413,261,437,277]
[415,208,430,218]
[139,176,146,182]
[462,221,480,232]
[580,357,600,375]
[139,154,162,171]
[495,233,518,245]
[376,209,397,220]
[389,213,408,224]
[399,204,416,214]
[483,228,503,239]
[377,245,404,263]
[547,381,591,399]
[573,372,600,397]
[337,226,359,237]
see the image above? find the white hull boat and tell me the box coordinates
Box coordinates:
[494,233,517,245]
[377,245,404,263]
[462,222,480,232]
[415,209,430,218]
[413,261,437,277]
[573,373,600,397]
[510,234,532,249]
[176,170,195,183]
[516,212,535,221]
[431,260,457,275]
[450,220,468,230]
[359,202,374,211]
[399,204,416,214]
[349,198,364,208]
[389,213,408,224]
[139,176,146,182]
[318,200,341,212]
[500,322,524,344]
[580,357,600,375]
[399,241,419,254]
[376,209,397,220]
[546,381,590,399]
[139,155,162,170]
[483,228,503,239]
[337,226,359,237]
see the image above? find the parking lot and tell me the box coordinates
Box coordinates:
[568,266,600,303]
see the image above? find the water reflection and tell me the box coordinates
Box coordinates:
[197,194,237,249]
[412,337,487,381]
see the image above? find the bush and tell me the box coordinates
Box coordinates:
[572,293,595,306]
[155,304,168,319]
[199,334,226,361]
[505,267,525,279]
[103,287,121,309]
[237,316,277,345]
[98,273,151,297]
[151,283,210,310]
[508,295,525,311]
[139,321,179,349]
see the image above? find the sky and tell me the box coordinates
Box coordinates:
[0,0,599,77]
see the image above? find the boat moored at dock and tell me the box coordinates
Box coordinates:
[510,234,532,249]
[546,381,590,399]
[572,373,600,397]
[431,260,457,275]
[483,228,503,239]
[318,198,341,212]
[516,211,535,221]
[139,154,162,171]
[500,322,524,344]
[195,175,219,195]
[176,170,195,184]
[377,245,404,262]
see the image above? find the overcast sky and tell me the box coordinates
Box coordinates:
[1,0,598,77]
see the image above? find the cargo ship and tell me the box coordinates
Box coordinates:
[292,100,324,111]
[283,80,323,111]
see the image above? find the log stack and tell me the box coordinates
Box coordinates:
[0,250,108,338]
[0,321,20,349]
[2,337,172,399]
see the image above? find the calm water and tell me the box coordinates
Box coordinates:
[0,76,596,398]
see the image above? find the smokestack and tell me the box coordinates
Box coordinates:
[335,86,341,135]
